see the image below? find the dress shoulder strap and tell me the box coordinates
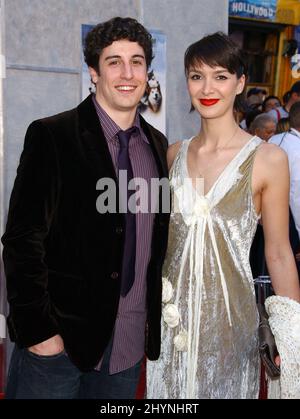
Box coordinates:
[169,137,193,174]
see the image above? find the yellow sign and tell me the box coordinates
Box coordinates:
[276,0,300,25]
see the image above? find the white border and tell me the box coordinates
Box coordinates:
[0,0,6,339]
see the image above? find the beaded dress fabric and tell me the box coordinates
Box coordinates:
[266,296,300,399]
[147,136,263,399]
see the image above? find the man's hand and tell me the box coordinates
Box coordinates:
[28,334,64,356]
[275,355,281,367]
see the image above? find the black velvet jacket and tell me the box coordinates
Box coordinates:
[2,95,169,371]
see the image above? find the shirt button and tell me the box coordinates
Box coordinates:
[116,227,123,234]
[111,272,119,279]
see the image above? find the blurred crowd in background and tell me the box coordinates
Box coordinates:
[240,80,300,279]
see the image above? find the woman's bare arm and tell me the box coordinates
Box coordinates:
[260,145,300,302]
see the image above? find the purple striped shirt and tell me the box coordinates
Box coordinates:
[92,95,158,374]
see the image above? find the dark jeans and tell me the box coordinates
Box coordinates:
[5,342,142,399]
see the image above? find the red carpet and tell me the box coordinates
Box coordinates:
[259,365,268,399]
[136,357,146,399]
[0,342,5,399]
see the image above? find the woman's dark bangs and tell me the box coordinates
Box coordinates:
[186,48,238,76]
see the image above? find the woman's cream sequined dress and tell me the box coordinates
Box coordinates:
[147,136,263,399]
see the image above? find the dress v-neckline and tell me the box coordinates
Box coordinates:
[184,136,257,198]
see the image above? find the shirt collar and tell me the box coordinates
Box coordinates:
[92,94,149,144]
[290,128,300,138]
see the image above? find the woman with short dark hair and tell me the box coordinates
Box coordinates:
[147,32,300,399]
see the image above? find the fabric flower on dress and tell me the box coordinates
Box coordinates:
[174,329,188,351]
[162,277,173,303]
[163,304,180,328]
[161,278,187,351]
[193,196,210,217]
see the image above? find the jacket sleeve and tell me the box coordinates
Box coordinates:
[1,120,61,347]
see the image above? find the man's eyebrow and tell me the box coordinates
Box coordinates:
[131,54,145,60]
[104,55,121,61]
[104,54,145,61]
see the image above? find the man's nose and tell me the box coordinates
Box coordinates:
[121,62,134,79]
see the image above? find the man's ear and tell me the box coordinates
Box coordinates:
[88,66,99,84]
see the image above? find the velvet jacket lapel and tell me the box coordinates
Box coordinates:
[77,94,168,182]
[77,94,117,182]
[139,114,168,180]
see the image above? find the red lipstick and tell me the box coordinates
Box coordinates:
[199,99,219,106]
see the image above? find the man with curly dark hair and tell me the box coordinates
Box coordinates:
[84,17,153,71]
[2,17,169,399]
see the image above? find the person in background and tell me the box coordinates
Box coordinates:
[147,32,300,399]
[282,90,291,107]
[262,95,281,113]
[251,104,300,281]
[269,102,300,255]
[268,81,300,123]
[246,87,266,110]
[249,113,277,142]
[276,117,290,134]
[234,100,249,130]
[1,16,169,399]
[245,108,262,132]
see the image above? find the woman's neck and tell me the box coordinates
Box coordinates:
[198,116,238,150]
